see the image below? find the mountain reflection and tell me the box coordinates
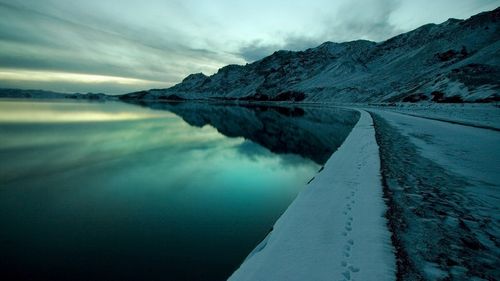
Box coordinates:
[128,101,360,165]
[0,100,360,281]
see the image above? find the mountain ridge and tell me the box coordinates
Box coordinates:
[126,7,498,103]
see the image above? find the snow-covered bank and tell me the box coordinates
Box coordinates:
[229,111,395,281]
[370,109,500,280]
[364,103,500,131]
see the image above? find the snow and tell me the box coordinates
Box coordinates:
[229,110,395,281]
[368,108,500,280]
[229,104,499,280]
[370,109,499,185]
[363,103,500,130]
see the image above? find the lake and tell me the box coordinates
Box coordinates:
[0,100,359,281]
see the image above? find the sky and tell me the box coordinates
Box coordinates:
[0,0,498,94]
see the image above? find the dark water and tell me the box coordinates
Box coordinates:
[0,100,359,281]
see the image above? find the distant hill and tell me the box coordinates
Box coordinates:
[122,7,500,103]
[0,88,112,100]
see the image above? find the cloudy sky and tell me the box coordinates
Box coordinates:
[0,0,498,94]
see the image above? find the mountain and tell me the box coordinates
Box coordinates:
[0,88,112,100]
[122,8,500,103]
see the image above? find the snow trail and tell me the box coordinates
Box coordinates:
[229,110,395,281]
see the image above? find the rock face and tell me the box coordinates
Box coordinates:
[122,8,500,103]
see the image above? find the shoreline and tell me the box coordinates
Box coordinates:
[229,105,499,280]
[229,110,396,281]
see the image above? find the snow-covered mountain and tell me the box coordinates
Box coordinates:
[122,8,499,103]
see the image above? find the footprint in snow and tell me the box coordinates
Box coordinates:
[348,265,360,273]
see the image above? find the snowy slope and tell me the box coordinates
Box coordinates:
[229,111,395,281]
[121,8,500,103]
[369,109,500,280]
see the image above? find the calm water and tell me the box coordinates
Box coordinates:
[0,100,359,281]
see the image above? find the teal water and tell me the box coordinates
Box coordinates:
[0,100,359,281]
